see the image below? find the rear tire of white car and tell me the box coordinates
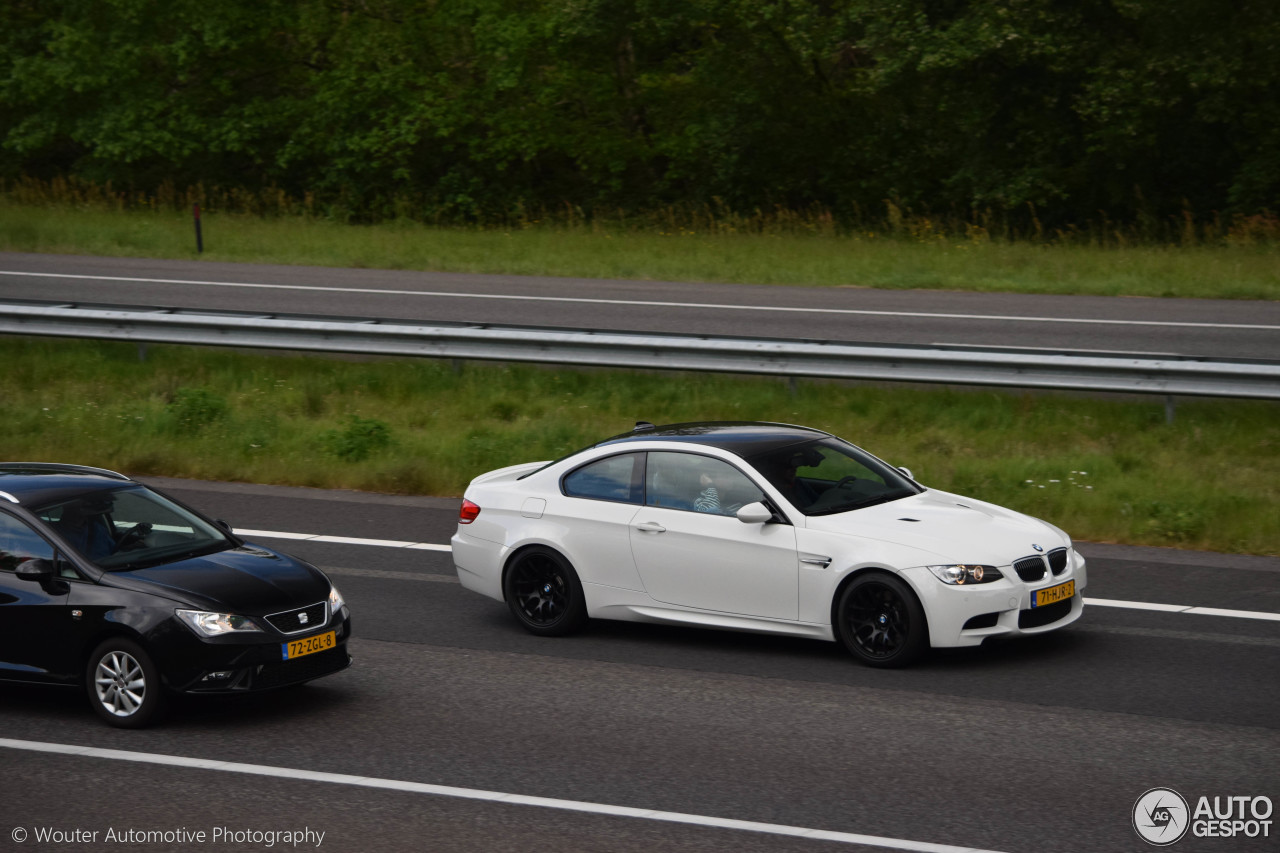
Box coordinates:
[834,573,927,668]
[503,547,588,637]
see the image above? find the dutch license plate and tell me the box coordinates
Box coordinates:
[1032,579,1075,608]
[282,631,336,661]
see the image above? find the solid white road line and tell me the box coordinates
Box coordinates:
[1085,598,1280,622]
[242,527,1280,623]
[0,738,1005,853]
[3,269,1276,330]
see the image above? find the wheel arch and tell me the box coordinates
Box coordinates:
[828,565,930,638]
[79,624,149,672]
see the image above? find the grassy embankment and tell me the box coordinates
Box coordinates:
[1,201,1279,299]
[2,338,1275,555]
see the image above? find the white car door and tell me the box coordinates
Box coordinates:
[559,451,645,591]
[629,452,798,620]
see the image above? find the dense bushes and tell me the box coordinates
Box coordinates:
[2,0,1277,228]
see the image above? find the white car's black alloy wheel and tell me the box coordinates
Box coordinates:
[504,547,588,637]
[837,574,926,667]
[512,553,569,624]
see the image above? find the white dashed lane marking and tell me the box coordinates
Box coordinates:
[237,529,450,551]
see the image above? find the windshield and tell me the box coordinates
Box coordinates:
[34,485,232,570]
[748,438,920,516]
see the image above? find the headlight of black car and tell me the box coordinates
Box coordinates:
[175,609,265,637]
[328,583,346,616]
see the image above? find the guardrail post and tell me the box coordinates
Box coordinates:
[1165,395,1176,424]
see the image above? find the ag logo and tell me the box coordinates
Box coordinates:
[1134,787,1190,846]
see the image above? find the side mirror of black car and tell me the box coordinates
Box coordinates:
[15,559,55,582]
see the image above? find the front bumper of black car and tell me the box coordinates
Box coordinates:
[158,614,353,693]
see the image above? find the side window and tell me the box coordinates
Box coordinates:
[646,452,763,516]
[35,494,117,562]
[0,512,56,573]
[562,453,643,504]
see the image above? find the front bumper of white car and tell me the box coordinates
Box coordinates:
[902,550,1087,648]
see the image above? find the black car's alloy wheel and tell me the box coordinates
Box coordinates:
[504,547,588,637]
[85,637,165,728]
[835,573,927,668]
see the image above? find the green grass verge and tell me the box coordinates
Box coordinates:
[3,338,1275,555]
[1,204,1278,300]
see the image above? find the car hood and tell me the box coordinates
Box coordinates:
[104,544,331,614]
[803,489,1068,566]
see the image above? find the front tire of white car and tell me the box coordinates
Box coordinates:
[503,546,588,637]
[834,572,927,668]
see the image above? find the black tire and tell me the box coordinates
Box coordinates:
[503,547,588,637]
[85,637,166,728]
[834,572,928,668]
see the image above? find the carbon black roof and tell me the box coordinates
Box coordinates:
[595,421,830,458]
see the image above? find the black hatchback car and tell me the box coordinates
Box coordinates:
[0,463,351,727]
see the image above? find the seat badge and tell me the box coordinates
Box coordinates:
[299,612,309,625]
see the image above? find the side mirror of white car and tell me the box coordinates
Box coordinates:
[736,502,774,524]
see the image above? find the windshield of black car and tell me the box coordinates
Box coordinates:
[747,438,920,516]
[33,485,232,570]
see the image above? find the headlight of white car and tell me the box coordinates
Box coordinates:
[927,564,1003,585]
[176,609,264,636]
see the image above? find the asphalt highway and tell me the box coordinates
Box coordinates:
[3,478,1277,853]
[2,252,1279,360]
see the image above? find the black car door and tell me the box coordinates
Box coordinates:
[0,509,76,683]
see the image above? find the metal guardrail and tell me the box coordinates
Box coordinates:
[1,299,1278,400]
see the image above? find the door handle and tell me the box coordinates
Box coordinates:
[634,521,667,534]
